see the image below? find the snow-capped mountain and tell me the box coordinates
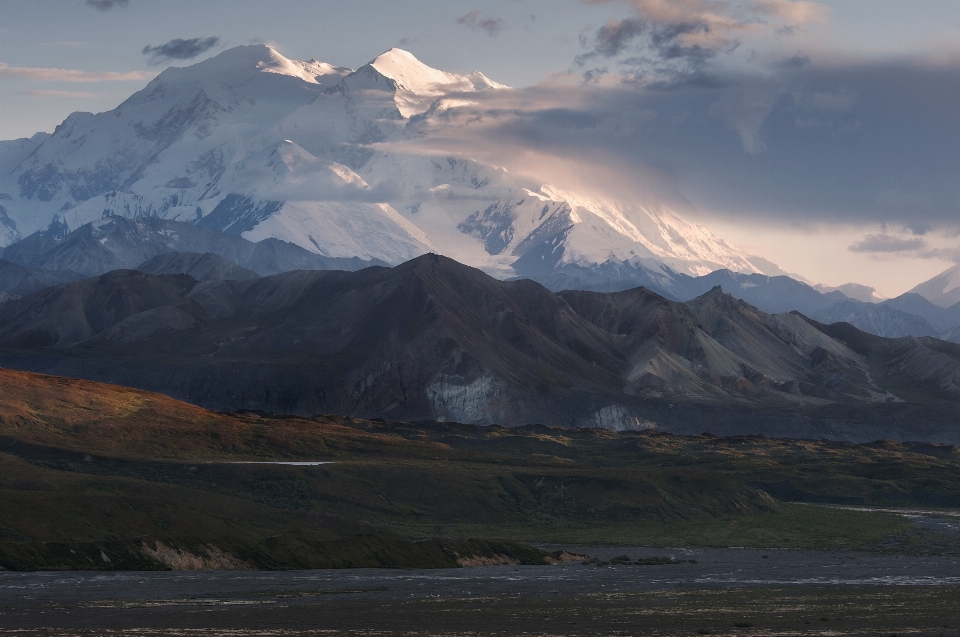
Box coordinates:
[909,264,960,308]
[0,44,763,284]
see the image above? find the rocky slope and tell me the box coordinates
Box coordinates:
[1,215,383,278]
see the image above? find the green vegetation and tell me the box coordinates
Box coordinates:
[0,368,958,570]
[397,504,914,550]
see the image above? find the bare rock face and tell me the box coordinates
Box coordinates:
[140,540,253,571]
[0,254,958,441]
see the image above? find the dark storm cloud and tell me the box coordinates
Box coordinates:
[142,37,221,65]
[575,17,718,83]
[86,0,128,10]
[415,56,960,231]
[457,11,506,37]
[581,18,646,58]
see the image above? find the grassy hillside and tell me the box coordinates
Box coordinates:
[1,368,958,570]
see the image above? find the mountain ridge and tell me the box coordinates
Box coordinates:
[1,254,957,442]
[1,215,385,278]
[4,215,957,347]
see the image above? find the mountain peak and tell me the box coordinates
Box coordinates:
[367,48,458,92]
[909,263,960,308]
[370,47,421,69]
[161,44,350,86]
[364,47,506,94]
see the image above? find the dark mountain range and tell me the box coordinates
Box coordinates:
[534,266,853,317]
[538,267,960,344]
[136,251,259,281]
[882,293,960,331]
[6,216,957,350]
[804,319,960,404]
[671,269,852,314]
[535,265,960,343]
[1,216,386,279]
[0,254,958,441]
[0,258,83,303]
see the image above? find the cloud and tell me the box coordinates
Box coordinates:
[709,81,779,154]
[584,18,646,58]
[576,0,828,82]
[457,11,506,37]
[0,62,153,82]
[918,247,960,263]
[399,54,960,236]
[18,89,97,98]
[778,52,810,68]
[142,37,220,65]
[776,25,801,37]
[809,87,855,112]
[85,0,128,10]
[849,234,927,253]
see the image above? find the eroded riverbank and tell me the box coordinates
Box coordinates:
[3,546,960,636]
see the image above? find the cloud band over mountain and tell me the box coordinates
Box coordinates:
[408,55,960,236]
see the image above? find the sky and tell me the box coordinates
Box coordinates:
[1,0,960,295]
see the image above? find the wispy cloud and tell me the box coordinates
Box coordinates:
[849,233,927,253]
[85,0,128,10]
[18,89,98,98]
[142,37,220,65]
[0,63,153,82]
[457,10,506,37]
